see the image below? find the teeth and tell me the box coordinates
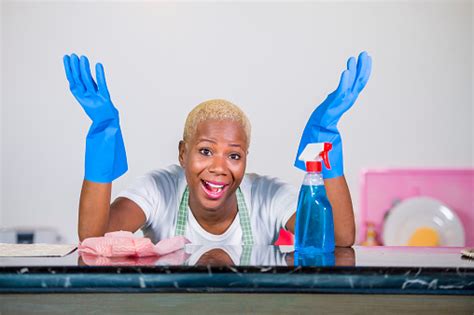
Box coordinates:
[206,181,224,189]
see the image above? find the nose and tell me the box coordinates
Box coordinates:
[208,154,227,175]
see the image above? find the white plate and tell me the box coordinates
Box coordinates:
[382,196,465,246]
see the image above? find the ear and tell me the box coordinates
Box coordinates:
[178,140,186,167]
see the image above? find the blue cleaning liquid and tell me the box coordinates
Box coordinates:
[294,250,335,267]
[294,184,335,254]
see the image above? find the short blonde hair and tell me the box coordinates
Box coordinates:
[183,99,251,147]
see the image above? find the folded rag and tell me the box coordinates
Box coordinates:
[78,231,190,258]
[79,249,190,266]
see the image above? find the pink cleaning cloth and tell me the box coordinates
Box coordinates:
[79,253,161,266]
[78,231,190,258]
[79,249,191,266]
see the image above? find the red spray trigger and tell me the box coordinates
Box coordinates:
[319,142,332,169]
[298,142,333,172]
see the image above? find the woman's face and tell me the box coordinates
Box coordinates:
[179,119,248,213]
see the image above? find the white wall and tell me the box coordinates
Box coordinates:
[0,0,3,228]
[1,1,472,244]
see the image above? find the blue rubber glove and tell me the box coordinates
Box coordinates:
[63,54,128,183]
[294,51,372,178]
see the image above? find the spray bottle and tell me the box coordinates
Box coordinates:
[294,142,335,254]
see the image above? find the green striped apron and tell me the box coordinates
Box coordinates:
[175,186,254,264]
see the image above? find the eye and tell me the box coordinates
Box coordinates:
[199,148,212,156]
[229,153,241,160]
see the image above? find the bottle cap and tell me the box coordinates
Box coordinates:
[306,161,322,172]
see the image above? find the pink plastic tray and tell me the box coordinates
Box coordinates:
[359,169,473,246]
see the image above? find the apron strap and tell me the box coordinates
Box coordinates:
[175,187,254,245]
[240,245,253,265]
[175,187,189,237]
[237,188,254,245]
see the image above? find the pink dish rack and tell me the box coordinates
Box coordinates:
[359,169,474,246]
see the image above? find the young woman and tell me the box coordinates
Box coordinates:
[63,52,371,247]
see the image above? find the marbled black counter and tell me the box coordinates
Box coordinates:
[0,245,473,295]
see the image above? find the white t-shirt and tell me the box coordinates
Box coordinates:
[184,244,291,266]
[117,164,298,245]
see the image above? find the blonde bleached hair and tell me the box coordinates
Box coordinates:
[183,99,251,148]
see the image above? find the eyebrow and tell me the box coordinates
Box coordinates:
[196,138,217,144]
[197,138,244,148]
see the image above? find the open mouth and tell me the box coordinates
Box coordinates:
[201,179,229,199]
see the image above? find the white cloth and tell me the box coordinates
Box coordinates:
[117,165,298,245]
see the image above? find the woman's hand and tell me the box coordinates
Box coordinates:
[294,51,372,178]
[63,54,118,124]
[63,53,127,183]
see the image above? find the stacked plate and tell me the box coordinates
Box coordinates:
[382,197,465,247]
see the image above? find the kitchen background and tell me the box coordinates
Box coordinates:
[1,1,472,245]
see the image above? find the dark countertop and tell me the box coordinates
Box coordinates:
[1,245,473,294]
